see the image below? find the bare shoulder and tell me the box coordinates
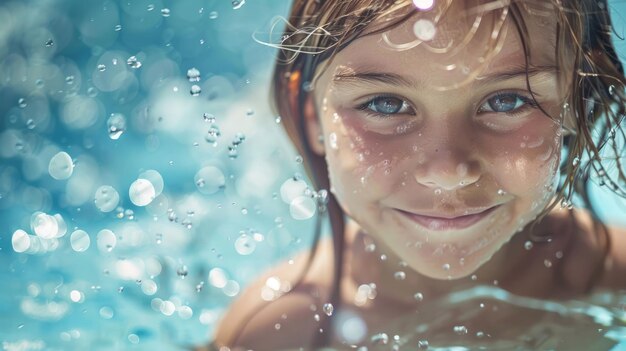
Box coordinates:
[553,207,626,291]
[211,237,335,351]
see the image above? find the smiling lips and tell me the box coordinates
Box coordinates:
[398,205,500,230]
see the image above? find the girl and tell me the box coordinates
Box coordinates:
[205,0,626,349]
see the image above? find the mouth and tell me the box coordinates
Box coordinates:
[397,205,500,231]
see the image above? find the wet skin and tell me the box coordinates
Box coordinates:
[306,2,565,281]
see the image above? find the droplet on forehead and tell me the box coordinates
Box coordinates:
[413,19,436,41]
[413,0,434,10]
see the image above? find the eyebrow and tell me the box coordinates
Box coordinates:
[331,65,558,89]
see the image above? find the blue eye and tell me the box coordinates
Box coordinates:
[362,96,413,115]
[480,93,534,114]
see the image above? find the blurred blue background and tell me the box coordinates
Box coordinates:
[0,0,625,350]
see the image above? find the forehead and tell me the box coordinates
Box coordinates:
[316,1,560,89]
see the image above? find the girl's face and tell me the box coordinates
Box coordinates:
[308,2,567,280]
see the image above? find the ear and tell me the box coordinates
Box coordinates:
[303,94,325,156]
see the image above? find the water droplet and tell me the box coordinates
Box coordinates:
[184,68,201,83]
[275,116,282,123]
[328,133,338,149]
[48,152,74,180]
[190,85,201,96]
[417,339,429,349]
[96,229,116,252]
[232,0,245,10]
[194,166,225,195]
[70,230,90,252]
[35,79,44,88]
[394,271,406,280]
[12,230,31,253]
[453,325,468,335]
[442,263,450,271]
[524,241,533,250]
[114,24,122,31]
[161,8,170,17]
[608,85,615,95]
[497,189,506,196]
[371,333,389,345]
[234,234,256,255]
[413,19,436,41]
[147,4,155,11]
[129,179,156,206]
[555,250,563,259]
[209,11,218,19]
[178,305,193,319]
[246,109,254,116]
[45,38,54,47]
[177,265,188,278]
[99,306,114,319]
[107,113,126,140]
[434,188,442,195]
[25,119,36,129]
[97,64,106,72]
[364,243,376,252]
[94,185,120,212]
[544,259,552,268]
[18,98,27,108]
[322,303,333,316]
[127,56,142,69]
[413,0,434,10]
[289,196,316,220]
[414,292,424,302]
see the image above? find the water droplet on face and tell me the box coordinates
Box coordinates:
[371,333,389,345]
[453,325,468,335]
[161,8,170,17]
[442,263,450,271]
[414,292,424,302]
[497,189,506,196]
[328,133,338,149]
[524,240,533,250]
[608,85,615,95]
[394,271,406,280]
[232,0,245,10]
[187,67,201,82]
[364,243,376,252]
[322,303,333,316]
[127,56,141,69]
[555,250,563,259]
[413,19,436,41]
[544,259,552,268]
[190,85,202,96]
[107,113,126,140]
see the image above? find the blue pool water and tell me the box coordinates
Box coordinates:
[1,0,626,350]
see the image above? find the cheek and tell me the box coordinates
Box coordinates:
[485,119,561,197]
[323,112,404,201]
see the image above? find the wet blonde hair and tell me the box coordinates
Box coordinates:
[228,0,626,347]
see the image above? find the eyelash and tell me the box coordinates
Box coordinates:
[356,91,539,119]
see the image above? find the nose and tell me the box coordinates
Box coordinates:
[414,149,482,191]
